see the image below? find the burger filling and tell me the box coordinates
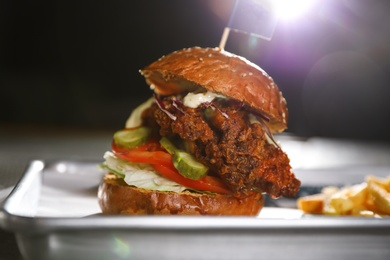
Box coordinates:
[103,89,300,198]
[142,90,300,198]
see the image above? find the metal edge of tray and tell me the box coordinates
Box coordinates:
[0,160,44,232]
[3,214,390,234]
[1,160,390,236]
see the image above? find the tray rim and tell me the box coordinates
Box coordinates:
[1,160,390,235]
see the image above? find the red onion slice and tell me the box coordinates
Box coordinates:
[256,117,279,148]
[172,98,186,115]
[202,102,229,119]
[154,94,177,121]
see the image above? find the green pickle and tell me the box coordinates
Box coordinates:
[114,127,151,149]
[159,137,177,155]
[160,137,208,180]
[173,151,208,180]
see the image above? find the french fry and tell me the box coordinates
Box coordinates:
[297,194,325,214]
[323,204,339,216]
[297,175,390,217]
[363,194,383,215]
[353,209,377,217]
[366,175,390,192]
[367,180,390,215]
[329,183,367,215]
[329,194,354,214]
[321,186,339,197]
[350,204,377,217]
[297,186,340,214]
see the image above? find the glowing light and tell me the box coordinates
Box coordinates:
[112,235,132,258]
[274,0,314,20]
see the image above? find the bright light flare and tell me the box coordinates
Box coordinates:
[274,0,314,20]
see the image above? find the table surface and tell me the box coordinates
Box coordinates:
[1,124,390,259]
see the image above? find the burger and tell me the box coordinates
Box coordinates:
[98,47,300,216]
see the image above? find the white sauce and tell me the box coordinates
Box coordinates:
[183,91,225,108]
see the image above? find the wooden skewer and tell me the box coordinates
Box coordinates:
[218,27,231,51]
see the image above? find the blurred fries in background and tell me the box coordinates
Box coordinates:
[297,176,390,217]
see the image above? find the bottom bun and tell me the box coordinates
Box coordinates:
[98,173,264,216]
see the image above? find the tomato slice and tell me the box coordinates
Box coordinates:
[114,149,173,167]
[112,139,231,194]
[152,164,231,194]
[113,140,173,166]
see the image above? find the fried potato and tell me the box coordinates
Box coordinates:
[297,186,339,214]
[351,207,376,217]
[297,175,390,217]
[297,194,325,214]
[329,183,367,215]
[366,175,390,192]
[367,180,390,215]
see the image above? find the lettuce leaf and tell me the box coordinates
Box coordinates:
[103,151,186,192]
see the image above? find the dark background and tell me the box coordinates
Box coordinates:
[1,0,390,141]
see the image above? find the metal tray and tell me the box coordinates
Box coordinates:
[1,160,390,260]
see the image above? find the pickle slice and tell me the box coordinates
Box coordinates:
[173,151,208,180]
[113,127,151,149]
[159,137,177,155]
[160,137,209,180]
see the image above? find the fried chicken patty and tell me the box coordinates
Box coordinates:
[143,98,300,198]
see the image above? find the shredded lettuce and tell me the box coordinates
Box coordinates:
[103,152,186,192]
